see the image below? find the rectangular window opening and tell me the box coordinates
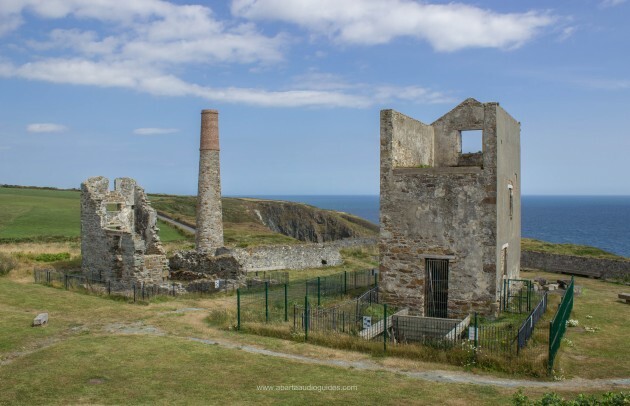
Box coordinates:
[106,203,123,212]
[461,130,483,154]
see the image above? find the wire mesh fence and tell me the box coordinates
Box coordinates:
[286,279,550,362]
[293,287,381,336]
[548,276,574,373]
[33,268,275,302]
[237,269,378,327]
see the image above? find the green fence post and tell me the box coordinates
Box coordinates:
[344,271,347,294]
[237,288,241,330]
[317,277,321,307]
[383,303,388,353]
[265,282,269,323]
[548,320,553,374]
[503,279,510,311]
[528,281,532,311]
[474,312,478,358]
[304,295,309,341]
[284,283,288,322]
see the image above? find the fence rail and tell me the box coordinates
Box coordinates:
[517,292,547,353]
[548,276,574,373]
[237,269,378,328]
[33,269,275,302]
[288,281,549,359]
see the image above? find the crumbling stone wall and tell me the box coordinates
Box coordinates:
[231,243,343,272]
[81,177,168,286]
[380,99,521,317]
[521,251,630,280]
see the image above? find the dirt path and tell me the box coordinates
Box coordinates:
[98,315,630,391]
[182,335,630,390]
[157,213,195,234]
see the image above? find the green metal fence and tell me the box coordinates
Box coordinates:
[502,279,534,313]
[236,269,377,329]
[548,276,574,373]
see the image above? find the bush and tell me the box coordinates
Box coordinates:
[512,389,629,405]
[34,252,71,262]
[0,253,18,276]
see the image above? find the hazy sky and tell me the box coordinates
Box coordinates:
[0,0,628,195]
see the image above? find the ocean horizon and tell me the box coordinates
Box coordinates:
[235,194,630,258]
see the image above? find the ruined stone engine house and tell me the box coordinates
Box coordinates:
[81,177,169,286]
[379,98,521,317]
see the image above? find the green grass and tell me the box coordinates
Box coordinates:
[0,187,189,244]
[521,270,630,379]
[0,187,81,241]
[0,267,626,404]
[521,238,627,260]
[156,219,192,242]
[0,277,592,405]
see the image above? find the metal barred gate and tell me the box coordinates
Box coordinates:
[425,259,449,318]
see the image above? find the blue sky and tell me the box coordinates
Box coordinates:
[0,0,628,196]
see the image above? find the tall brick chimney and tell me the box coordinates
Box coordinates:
[196,109,224,252]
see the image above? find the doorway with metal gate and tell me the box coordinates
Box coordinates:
[425,259,449,318]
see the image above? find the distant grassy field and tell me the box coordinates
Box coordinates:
[0,188,81,241]
[0,187,189,244]
[522,238,627,260]
[2,187,628,260]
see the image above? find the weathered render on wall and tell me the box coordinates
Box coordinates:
[379,99,521,317]
[81,177,169,286]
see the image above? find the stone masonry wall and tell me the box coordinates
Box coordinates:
[196,109,224,251]
[81,176,168,286]
[169,238,375,278]
[380,99,521,318]
[232,243,342,272]
[521,251,630,280]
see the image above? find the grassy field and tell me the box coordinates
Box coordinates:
[521,238,627,260]
[1,186,628,403]
[1,270,627,405]
[0,187,188,244]
[0,188,81,241]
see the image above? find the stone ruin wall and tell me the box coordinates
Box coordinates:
[379,99,521,318]
[81,177,169,287]
[169,238,376,279]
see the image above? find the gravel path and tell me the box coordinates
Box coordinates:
[185,336,630,390]
[157,214,196,234]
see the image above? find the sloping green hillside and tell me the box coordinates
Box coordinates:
[0,187,81,242]
[0,187,378,248]
[0,187,186,243]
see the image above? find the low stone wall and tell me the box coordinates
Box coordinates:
[169,251,243,279]
[169,238,376,276]
[232,243,343,272]
[521,251,630,279]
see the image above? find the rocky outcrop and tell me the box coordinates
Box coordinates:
[244,200,378,243]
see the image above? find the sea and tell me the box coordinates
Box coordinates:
[243,195,630,258]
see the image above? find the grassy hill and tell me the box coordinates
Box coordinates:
[0,187,187,244]
[0,187,81,242]
[2,186,627,260]
[0,187,378,248]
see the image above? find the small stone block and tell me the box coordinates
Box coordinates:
[33,313,48,327]
[544,284,558,291]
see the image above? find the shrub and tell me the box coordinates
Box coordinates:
[34,252,71,262]
[0,253,18,276]
[512,390,629,405]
